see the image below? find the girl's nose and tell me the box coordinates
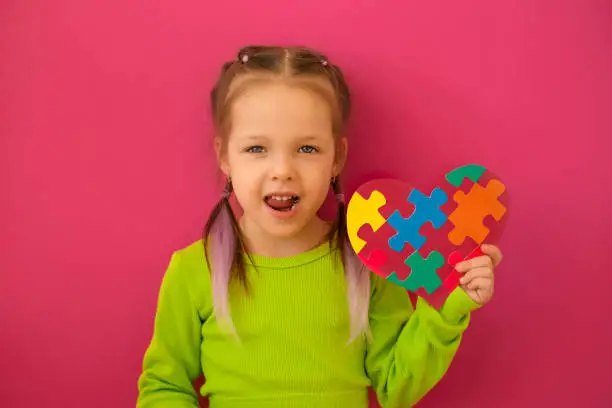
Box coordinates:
[270,154,295,181]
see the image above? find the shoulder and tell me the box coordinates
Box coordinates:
[172,238,209,270]
[163,238,212,309]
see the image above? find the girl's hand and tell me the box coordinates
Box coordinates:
[455,244,503,306]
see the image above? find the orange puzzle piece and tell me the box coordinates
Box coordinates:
[448,179,507,245]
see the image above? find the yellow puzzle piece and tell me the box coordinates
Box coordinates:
[346,190,387,253]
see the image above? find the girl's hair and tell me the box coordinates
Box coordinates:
[203,45,370,342]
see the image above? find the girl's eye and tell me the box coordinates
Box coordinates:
[299,145,319,154]
[246,145,265,153]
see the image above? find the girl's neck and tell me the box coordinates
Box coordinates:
[238,216,331,258]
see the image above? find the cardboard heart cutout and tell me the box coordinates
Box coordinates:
[346,164,509,308]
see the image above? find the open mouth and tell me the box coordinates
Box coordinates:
[264,194,300,212]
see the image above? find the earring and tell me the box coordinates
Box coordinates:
[222,176,232,199]
[331,176,345,204]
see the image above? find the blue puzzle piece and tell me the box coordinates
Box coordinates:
[387,187,449,252]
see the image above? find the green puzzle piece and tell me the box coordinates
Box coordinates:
[445,164,486,187]
[388,251,444,295]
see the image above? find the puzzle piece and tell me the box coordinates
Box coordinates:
[387,187,449,252]
[445,164,486,187]
[369,179,417,219]
[346,190,387,253]
[359,248,387,270]
[357,223,415,280]
[388,251,444,295]
[448,179,507,245]
[417,194,461,262]
[443,246,485,290]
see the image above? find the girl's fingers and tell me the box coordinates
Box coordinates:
[459,266,493,285]
[455,244,503,272]
[481,244,503,267]
[455,255,493,273]
[466,277,493,291]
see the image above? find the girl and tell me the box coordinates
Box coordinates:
[137,45,503,408]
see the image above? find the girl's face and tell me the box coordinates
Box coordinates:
[217,80,345,241]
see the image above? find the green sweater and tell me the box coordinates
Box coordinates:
[137,239,480,408]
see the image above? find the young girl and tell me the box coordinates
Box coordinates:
[136,45,503,408]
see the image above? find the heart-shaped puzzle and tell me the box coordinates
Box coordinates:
[346,164,509,308]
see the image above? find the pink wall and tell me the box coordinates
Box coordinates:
[2,1,611,407]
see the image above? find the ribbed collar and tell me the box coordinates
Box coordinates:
[243,240,339,269]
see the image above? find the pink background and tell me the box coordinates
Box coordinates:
[2,1,611,407]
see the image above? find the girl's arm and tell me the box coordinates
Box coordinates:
[137,251,204,408]
[365,273,480,408]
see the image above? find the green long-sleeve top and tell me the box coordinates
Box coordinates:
[137,239,480,408]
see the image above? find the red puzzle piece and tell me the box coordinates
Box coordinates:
[360,248,387,270]
[357,222,415,280]
[443,246,485,290]
[365,179,417,220]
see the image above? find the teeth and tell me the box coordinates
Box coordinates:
[270,195,295,201]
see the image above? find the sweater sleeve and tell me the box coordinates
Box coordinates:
[137,251,203,408]
[365,274,480,408]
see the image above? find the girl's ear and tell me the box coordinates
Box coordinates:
[214,136,230,176]
[333,137,348,177]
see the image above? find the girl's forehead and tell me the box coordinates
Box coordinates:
[229,84,335,135]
